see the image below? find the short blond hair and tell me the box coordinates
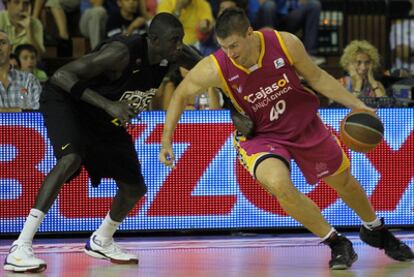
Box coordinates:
[340,40,381,71]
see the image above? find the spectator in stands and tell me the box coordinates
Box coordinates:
[33,0,75,56]
[219,0,247,14]
[154,66,221,110]
[9,53,18,68]
[198,0,248,56]
[151,44,221,110]
[157,0,214,46]
[0,0,45,55]
[78,0,108,49]
[0,30,42,110]
[106,0,151,38]
[252,0,324,65]
[389,0,414,74]
[14,43,48,82]
[339,40,386,98]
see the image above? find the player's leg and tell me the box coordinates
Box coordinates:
[84,180,146,264]
[83,134,146,264]
[255,157,357,269]
[256,157,331,236]
[4,91,83,273]
[4,153,82,273]
[324,168,376,223]
[324,169,414,261]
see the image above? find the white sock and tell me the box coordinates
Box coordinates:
[94,213,121,239]
[321,228,338,242]
[363,218,382,230]
[17,208,45,242]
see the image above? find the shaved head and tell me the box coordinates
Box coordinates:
[148,13,183,39]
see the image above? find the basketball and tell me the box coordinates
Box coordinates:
[340,110,384,153]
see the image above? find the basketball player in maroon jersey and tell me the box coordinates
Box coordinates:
[159,8,414,270]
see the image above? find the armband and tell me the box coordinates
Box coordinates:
[69,81,89,100]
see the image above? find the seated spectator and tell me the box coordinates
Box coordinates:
[198,0,247,56]
[14,43,48,82]
[151,45,221,110]
[0,0,45,55]
[33,0,78,56]
[9,53,18,68]
[252,0,324,65]
[339,40,386,98]
[79,0,108,49]
[157,0,214,46]
[389,0,414,74]
[0,30,42,111]
[155,66,221,110]
[106,0,150,38]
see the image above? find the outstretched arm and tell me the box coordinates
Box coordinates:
[281,32,373,111]
[159,56,222,167]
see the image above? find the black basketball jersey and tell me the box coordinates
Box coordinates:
[78,34,169,119]
[43,34,202,131]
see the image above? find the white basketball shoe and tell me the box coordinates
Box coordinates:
[84,233,138,264]
[3,240,47,273]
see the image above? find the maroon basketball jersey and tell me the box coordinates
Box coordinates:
[212,30,320,140]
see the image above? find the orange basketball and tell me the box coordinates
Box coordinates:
[340,110,384,153]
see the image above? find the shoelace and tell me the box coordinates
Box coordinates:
[15,242,34,257]
[101,240,125,255]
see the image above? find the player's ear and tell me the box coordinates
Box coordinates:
[246,27,254,36]
[148,33,159,45]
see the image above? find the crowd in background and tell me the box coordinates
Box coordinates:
[0,0,413,112]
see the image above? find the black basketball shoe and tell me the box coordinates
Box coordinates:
[323,233,358,270]
[359,218,414,261]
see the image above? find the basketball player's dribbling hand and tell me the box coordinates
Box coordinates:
[159,145,175,168]
[352,103,376,114]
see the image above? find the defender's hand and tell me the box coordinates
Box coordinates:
[105,100,136,127]
[159,145,175,168]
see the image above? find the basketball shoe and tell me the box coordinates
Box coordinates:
[84,233,139,264]
[3,240,47,273]
[323,233,358,270]
[360,218,414,261]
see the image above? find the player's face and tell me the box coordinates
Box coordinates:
[0,33,12,66]
[217,32,249,65]
[353,52,371,77]
[159,28,184,62]
[18,49,36,71]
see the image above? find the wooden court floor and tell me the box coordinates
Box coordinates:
[1,233,414,277]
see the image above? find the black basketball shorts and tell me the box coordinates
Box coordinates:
[39,86,144,186]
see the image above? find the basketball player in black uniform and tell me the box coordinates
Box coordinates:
[4,13,198,273]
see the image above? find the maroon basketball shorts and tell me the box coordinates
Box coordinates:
[233,116,350,184]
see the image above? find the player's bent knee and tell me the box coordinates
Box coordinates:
[263,178,296,201]
[325,168,353,190]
